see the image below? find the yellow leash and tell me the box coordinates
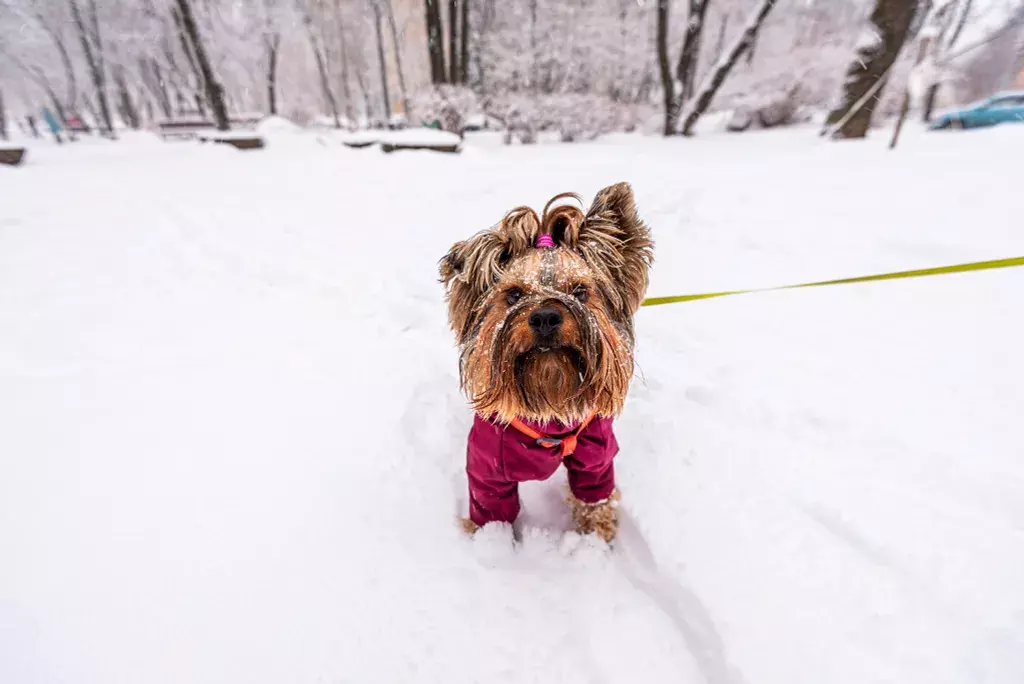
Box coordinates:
[641,256,1024,307]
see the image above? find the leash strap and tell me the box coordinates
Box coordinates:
[509,414,595,458]
[641,256,1024,307]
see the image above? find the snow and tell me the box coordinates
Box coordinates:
[255,115,303,136]
[2,125,1024,684]
[854,24,883,54]
[336,129,383,147]
[380,127,463,147]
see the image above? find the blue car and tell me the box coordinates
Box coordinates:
[929,90,1024,130]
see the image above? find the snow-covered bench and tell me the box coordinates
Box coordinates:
[157,118,215,140]
[379,129,462,154]
[158,114,265,141]
[197,132,265,151]
[0,145,26,166]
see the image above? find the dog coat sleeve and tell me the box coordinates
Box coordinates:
[563,417,619,504]
[466,416,520,527]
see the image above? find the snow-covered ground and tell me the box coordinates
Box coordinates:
[2,125,1024,684]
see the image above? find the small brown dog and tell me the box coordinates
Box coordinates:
[440,183,653,541]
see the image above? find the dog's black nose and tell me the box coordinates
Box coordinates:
[528,307,563,337]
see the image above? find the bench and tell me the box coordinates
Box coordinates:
[197,133,265,151]
[157,114,265,140]
[379,129,462,154]
[0,147,26,166]
[381,141,460,154]
[157,119,215,140]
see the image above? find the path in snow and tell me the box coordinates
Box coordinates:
[2,127,1024,684]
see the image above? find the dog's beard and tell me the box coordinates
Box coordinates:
[515,346,585,419]
[460,295,634,424]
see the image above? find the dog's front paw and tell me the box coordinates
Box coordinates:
[569,489,620,542]
[459,517,480,536]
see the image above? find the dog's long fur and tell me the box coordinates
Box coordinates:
[440,182,653,425]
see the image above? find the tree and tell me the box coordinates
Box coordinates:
[383,0,410,116]
[113,64,141,129]
[0,86,8,140]
[459,0,468,84]
[656,0,673,135]
[889,25,933,148]
[259,0,283,116]
[173,0,229,130]
[448,0,459,84]
[890,0,958,147]
[657,0,713,135]
[825,0,919,139]
[265,32,281,115]
[299,0,341,127]
[922,0,971,121]
[28,6,79,116]
[425,0,446,84]
[333,0,357,123]
[370,0,391,120]
[680,0,778,136]
[3,48,71,127]
[69,0,115,135]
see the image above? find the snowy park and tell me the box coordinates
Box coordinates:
[4,0,1024,682]
[3,120,1024,683]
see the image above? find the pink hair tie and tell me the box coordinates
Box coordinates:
[535,234,555,249]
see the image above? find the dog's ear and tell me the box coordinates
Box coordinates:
[439,240,467,286]
[579,182,654,318]
[439,207,542,341]
[439,207,540,295]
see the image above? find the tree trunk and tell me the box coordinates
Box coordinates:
[174,0,229,130]
[530,0,538,92]
[170,5,204,110]
[114,67,141,129]
[0,89,8,141]
[425,0,447,84]
[712,12,729,65]
[890,34,931,149]
[266,33,281,115]
[656,0,675,135]
[448,0,460,84]
[372,0,393,121]
[746,29,758,65]
[921,83,940,121]
[140,58,172,118]
[947,0,973,49]
[825,0,917,140]
[922,0,965,123]
[69,0,115,136]
[680,0,777,136]
[334,2,356,124]
[676,0,710,103]
[302,10,341,128]
[459,0,469,84]
[384,0,411,117]
[349,39,373,125]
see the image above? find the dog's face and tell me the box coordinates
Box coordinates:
[440,183,653,424]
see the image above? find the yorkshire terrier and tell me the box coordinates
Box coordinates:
[440,182,653,542]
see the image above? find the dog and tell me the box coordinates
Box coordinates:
[440,182,653,542]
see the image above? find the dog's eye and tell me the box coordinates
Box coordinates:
[572,285,589,303]
[506,288,523,305]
